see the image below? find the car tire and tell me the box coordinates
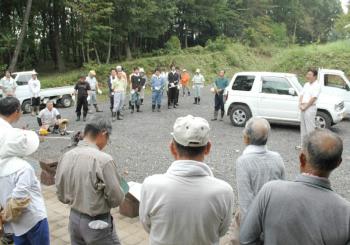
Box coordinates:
[230,104,252,127]
[315,111,332,129]
[21,100,32,114]
[60,95,73,108]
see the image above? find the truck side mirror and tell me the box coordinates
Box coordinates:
[288,88,296,96]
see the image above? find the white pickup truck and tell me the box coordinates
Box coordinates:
[9,71,75,113]
[224,72,345,129]
[317,69,350,117]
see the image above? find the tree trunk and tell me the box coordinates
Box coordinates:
[86,41,90,63]
[125,38,132,60]
[292,20,297,44]
[81,43,86,63]
[94,43,101,65]
[106,28,112,64]
[9,0,33,72]
[53,0,65,71]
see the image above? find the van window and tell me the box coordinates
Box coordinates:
[16,75,32,85]
[324,74,348,90]
[261,76,293,95]
[232,76,255,91]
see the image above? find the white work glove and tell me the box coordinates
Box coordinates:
[97,89,102,95]
[88,220,109,230]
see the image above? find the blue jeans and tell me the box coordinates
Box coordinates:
[13,218,50,245]
[131,92,140,106]
[152,90,162,106]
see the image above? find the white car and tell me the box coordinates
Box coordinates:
[10,71,75,113]
[317,69,350,117]
[224,72,345,128]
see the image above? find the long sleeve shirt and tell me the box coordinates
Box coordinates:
[236,145,285,220]
[111,77,127,92]
[240,175,350,245]
[168,72,180,88]
[192,74,205,85]
[55,140,125,216]
[151,75,165,90]
[28,78,41,98]
[140,160,234,245]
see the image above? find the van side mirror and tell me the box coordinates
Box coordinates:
[288,88,297,96]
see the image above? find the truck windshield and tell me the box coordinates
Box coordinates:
[288,76,303,92]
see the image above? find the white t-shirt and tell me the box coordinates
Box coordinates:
[301,81,321,104]
[38,107,60,125]
[28,78,41,97]
[86,76,97,90]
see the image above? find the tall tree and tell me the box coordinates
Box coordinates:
[8,0,33,72]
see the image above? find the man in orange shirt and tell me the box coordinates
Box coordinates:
[180,69,191,97]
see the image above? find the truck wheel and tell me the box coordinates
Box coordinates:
[315,111,332,129]
[60,95,73,108]
[21,100,32,114]
[230,105,252,127]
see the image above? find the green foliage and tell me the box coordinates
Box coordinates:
[165,36,181,51]
[205,36,230,51]
[334,13,350,39]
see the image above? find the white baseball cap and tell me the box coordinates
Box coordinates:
[139,68,145,73]
[195,68,200,73]
[171,115,210,147]
[116,65,122,71]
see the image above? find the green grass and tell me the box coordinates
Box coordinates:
[40,40,350,89]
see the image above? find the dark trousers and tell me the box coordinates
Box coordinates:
[168,87,177,106]
[76,96,88,117]
[31,97,40,106]
[69,209,120,245]
[13,218,50,245]
[175,88,179,104]
[110,95,114,111]
[215,92,225,112]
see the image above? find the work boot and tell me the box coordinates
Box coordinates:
[211,111,218,121]
[83,116,86,122]
[112,112,117,122]
[141,99,144,105]
[193,97,197,104]
[198,97,201,105]
[94,104,103,112]
[152,105,156,112]
[157,104,161,112]
[131,105,134,113]
[76,116,80,121]
[136,105,142,112]
[188,91,191,96]
[117,111,123,120]
[220,110,224,121]
[129,101,132,110]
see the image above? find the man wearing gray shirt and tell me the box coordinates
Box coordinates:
[240,129,350,245]
[230,117,285,244]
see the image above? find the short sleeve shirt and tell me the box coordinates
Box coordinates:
[301,81,321,104]
[86,76,97,90]
[38,108,60,125]
[215,77,229,90]
[74,81,91,98]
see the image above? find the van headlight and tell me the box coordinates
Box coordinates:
[335,102,344,112]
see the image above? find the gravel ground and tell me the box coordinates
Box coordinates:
[14,88,350,204]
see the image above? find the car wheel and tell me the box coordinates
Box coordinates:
[21,100,32,114]
[315,111,332,129]
[230,105,252,127]
[60,95,73,108]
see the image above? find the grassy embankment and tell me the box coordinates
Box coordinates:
[40,40,350,90]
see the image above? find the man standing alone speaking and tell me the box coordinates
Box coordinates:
[297,68,321,149]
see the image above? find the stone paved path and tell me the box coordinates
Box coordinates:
[43,185,232,245]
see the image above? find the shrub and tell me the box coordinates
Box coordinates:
[165,36,181,51]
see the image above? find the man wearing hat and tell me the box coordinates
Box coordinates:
[0,128,49,245]
[28,70,41,116]
[140,115,234,245]
[74,75,91,121]
[86,70,103,113]
[180,69,191,97]
[192,69,205,104]
[212,70,229,121]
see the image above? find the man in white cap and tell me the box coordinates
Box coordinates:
[86,70,103,113]
[140,115,234,245]
[0,128,49,245]
[28,70,41,116]
[192,68,205,105]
